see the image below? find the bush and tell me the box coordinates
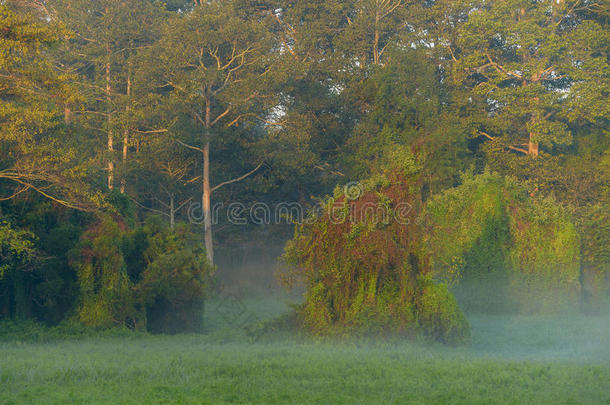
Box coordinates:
[69,216,141,329]
[578,204,610,313]
[283,166,470,344]
[69,216,214,333]
[416,277,471,345]
[425,172,582,313]
[137,220,214,333]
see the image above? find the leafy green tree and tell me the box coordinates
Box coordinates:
[69,216,139,328]
[425,172,582,313]
[283,158,470,344]
[69,214,213,331]
[0,220,35,279]
[50,0,166,193]
[263,0,370,197]
[343,48,470,194]
[0,4,100,210]
[136,218,213,333]
[268,0,428,195]
[448,0,608,159]
[152,1,274,263]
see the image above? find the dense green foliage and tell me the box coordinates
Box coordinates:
[136,220,213,333]
[69,216,213,332]
[284,159,470,344]
[425,173,582,313]
[0,0,608,340]
[0,220,36,319]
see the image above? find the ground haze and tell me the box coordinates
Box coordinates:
[1,296,608,404]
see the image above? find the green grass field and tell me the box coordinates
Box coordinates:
[1,297,608,404]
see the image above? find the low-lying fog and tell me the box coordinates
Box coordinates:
[210,247,609,363]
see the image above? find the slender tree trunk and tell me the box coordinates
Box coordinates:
[121,69,131,194]
[528,132,539,157]
[373,11,380,65]
[202,97,214,264]
[525,75,539,158]
[520,6,538,158]
[203,141,213,264]
[170,195,175,229]
[106,37,114,190]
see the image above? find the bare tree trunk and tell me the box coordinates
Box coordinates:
[106,39,114,190]
[520,7,539,158]
[170,195,175,229]
[373,11,380,65]
[202,97,214,265]
[202,141,213,264]
[528,132,539,157]
[121,69,131,194]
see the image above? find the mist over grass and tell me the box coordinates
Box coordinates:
[205,295,610,360]
[1,255,608,404]
[1,308,608,404]
[467,313,609,362]
[205,255,609,362]
[1,292,608,404]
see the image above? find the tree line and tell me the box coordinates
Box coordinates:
[1,0,607,331]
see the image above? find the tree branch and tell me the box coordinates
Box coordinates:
[211,163,264,193]
[210,106,232,127]
[1,177,96,211]
[133,128,169,134]
[175,139,204,153]
[0,185,30,201]
[486,53,522,79]
[478,131,528,155]
[129,196,169,217]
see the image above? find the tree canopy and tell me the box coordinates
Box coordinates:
[0,0,607,335]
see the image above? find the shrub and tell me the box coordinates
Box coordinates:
[416,277,471,345]
[578,204,609,313]
[69,216,214,332]
[283,166,470,344]
[137,220,214,333]
[69,216,141,329]
[425,172,582,313]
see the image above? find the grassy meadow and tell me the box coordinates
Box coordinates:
[1,296,608,405]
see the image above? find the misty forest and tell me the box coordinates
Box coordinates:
[0,0,608,403]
